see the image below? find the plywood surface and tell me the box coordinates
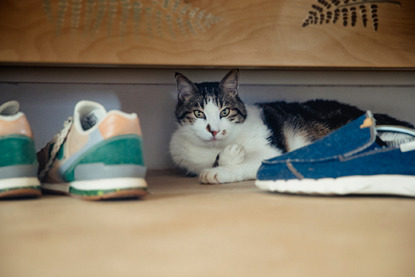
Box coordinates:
[0,0,414,67]
[1,170,415,277]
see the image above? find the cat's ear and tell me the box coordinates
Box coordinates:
[220,69,239,96]
[175,72,196,101]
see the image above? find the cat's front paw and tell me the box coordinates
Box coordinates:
[200,167,237,184]
[218,144,246,167]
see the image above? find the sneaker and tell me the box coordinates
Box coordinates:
[37,100,147,200]
[0,101,41,198]
[255,111,415,197]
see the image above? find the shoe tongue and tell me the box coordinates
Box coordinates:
[0,100,19,116]
[75,101,107,131]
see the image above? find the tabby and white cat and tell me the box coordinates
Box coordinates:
[169,69,413,184]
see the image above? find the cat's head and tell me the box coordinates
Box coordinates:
[174,69,247,144]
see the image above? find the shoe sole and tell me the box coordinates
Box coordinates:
[41,178,147,200]
[0,177,41,198]
[255,175,415,197]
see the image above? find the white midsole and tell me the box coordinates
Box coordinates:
[41,178,147,193]
[0,177,40,190]
[255,175,415,197]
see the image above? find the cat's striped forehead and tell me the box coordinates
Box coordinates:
[175,81,247,125]
[195,82,226,108]
[177,82,227,111]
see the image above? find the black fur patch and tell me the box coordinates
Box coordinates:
[259,99,413,153]
[213,153,220,167]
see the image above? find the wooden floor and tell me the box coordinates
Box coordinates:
[1,170,414,277]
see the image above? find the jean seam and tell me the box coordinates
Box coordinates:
[343,119,376,158]
[286,161,304,180]
[339,146,397,162]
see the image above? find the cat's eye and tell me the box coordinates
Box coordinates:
[193,110,205,119]
[220,108,230,118]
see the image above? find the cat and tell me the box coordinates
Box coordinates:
[169,69,414,184]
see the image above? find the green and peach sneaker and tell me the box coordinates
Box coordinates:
[0,101,41,198]
[37,100,147,200]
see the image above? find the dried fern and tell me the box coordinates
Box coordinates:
[302,0,402,31]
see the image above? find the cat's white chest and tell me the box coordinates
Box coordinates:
[169,128,222,174]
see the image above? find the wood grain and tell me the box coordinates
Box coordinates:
[1,170,415,277]
[0,0,414,68]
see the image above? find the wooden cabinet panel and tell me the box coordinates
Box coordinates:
[0,0,414,68]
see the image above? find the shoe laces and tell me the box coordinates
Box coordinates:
[38,117,73,179]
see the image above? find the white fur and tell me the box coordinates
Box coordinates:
[283,126,311,152]
[218,144,246,166]
[170,104,284,184]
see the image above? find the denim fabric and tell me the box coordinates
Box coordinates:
[257,111,415,181]
[257,146,415,181]
[264,111,377,163]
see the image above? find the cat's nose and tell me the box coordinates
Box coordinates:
[206,124,220,137]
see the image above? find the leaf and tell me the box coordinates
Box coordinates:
[302,0,402,32]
